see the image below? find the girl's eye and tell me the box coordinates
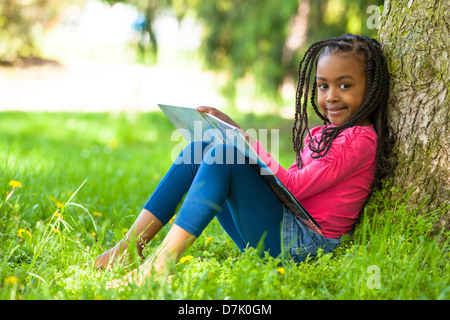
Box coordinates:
[340,83,350,89]
[318,84,328,90]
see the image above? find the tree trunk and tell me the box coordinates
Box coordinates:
[282,0,310,64]
[378,0,449,231]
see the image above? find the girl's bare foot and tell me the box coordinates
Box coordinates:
[93,245,125,269]
[94,243,145,269]
[94,209,164,269]
[105,263,173,291]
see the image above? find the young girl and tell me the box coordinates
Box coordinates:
[95,33,396,287]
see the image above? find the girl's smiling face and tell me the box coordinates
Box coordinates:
[316,53,370,126]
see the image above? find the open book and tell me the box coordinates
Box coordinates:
[158,104,323,235]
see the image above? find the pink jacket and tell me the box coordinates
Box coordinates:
[252,125,377,238]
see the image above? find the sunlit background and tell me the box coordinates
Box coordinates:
[0,0,382,117]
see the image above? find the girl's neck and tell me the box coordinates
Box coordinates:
[357,118,372,127]
[327,118,372,128]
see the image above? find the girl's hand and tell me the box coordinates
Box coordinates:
[196,106,256,145]
[196,106,241,129]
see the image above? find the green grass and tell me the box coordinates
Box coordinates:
[0,111,448,300]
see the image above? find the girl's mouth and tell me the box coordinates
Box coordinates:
[327,106,347,115]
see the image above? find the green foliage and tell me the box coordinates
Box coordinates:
[3,0,383,100]
[1,111,448,300]
[168,0,384,101]
[189,0,299,100]
[90,0,383,100]
[0,0,66,63]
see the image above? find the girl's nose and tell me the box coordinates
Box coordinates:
[326,88,339,103]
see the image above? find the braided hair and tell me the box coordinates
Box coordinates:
[292,33,396,190]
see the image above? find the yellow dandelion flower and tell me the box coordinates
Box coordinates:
[108,140,118,149]
[179,255,194,264]
[92,232,96,238]
[8,180,22,188]
[17,229,31,239]
[93,211,102,217]
[122,228,129,234]
[206,237,213,244]
[4,276,19,285]
[53,212,64,220]
[17,229,26,238]
[277,267,286,275]
[53,228,59,234]
[55,202,64,209]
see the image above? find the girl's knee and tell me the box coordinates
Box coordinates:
[203,143,245,165]
[186,141,211,153]
[177,141,212,164]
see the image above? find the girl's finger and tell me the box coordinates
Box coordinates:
[197,106,216,114]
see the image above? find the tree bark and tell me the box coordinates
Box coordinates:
[378,0,449,231]
[283,0,310,64]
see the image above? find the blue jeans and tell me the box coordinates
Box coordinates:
[282,207,342,263]
[144,141,284,257]
[144,141,342,262]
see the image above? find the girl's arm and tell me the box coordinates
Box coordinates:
[196,107,376,201]
[252,130,377,201]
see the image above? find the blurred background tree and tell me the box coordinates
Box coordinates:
[99,0,171,64]
[0,0,383,102]
[107,0,383,103]
[168,0,383,102]
[0,0,71,64]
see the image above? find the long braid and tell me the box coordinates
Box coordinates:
[292,38,339,168]
[365,37,396,188]
[292,34,396,189]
